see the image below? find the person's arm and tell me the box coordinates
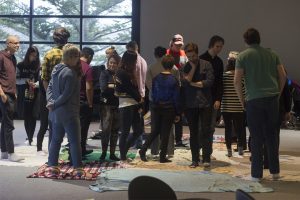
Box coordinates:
[183,62,196,82]
[46,75,54,111]
[145,67,152,91]
[234,68,245,109]
[86,80,93,108]
[277,64,286,94]
[190,62,214,88]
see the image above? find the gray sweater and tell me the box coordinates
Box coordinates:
[47,63,80,123]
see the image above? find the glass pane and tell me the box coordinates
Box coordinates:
[83,18,131,43]
[83,0,132,16]
[33,0,80,15]
[32,18,80,42]
[0,18,30,41]
[0,0,30,15]
[83,44,126,66]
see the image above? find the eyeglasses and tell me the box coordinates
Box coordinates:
[9,42,20,45]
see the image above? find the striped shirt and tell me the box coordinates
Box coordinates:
[221,71,244,113]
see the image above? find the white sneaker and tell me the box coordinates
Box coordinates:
[8,153,25,162]
[37,151,47,156]
[251,177,262,182]
[24,140,30,146]
[271,173,280,181]
[1,152,8,159]
[203,162,211,167]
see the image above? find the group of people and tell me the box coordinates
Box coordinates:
[0,27,288,181]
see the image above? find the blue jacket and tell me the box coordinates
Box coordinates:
[47,63,80,123]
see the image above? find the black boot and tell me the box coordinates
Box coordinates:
[160,157,172,163]
[99,152,107,161]
[109,154,120,161]
[139,150,147,162]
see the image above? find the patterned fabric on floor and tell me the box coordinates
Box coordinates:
[27,161,127,181]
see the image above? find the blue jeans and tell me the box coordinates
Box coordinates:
[48,117,82,168]
[246,96,280,178]
[119,105,143,160]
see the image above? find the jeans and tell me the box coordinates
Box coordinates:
[185,107,212,163]
[0,95,16,153]
[141,105,175,159]
[150,102,175,156]
[222,112,246,150]
[246,96,280,178]
[24,101,37,143]
[36,84,49,151]
[80,102,93,152]
[48,117,82,168]
[100,105,120,153]
[119,104,143,160]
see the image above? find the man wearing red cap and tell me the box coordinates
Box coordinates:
[167,34,188,147]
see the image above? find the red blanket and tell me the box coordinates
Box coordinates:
[27,161,126,181]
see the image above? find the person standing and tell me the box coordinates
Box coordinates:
[146,46,180,157]
[234,28,286,181]
[115,50,143,161]
[37,27,70,154]
[182,43,214,168]
[99,54,121,161]
[200,35,224,158]
[16,46,40,146]
[125,41,147,149]
[46,44,83,173]
[0,35,24,162]
[79,47,94,157]
[221,51,246,157]
[166,34,188,147]
[139,55,180,163]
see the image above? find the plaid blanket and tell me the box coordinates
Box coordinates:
[27,161,127,181]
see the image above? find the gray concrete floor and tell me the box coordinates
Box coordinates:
[0,120,300,200]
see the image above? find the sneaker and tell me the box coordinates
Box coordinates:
[189,161,199,168]
[160,158,172,163]
[203,162,211,167]
[238,147,244,156]
[251,177,262,182]
[8,153,25,162]
[37,151,47,156]
[99,152,107,161]
[82,149,93,156]
[272,173,280,181]
[1,152,8,159]
[226,149,233,157]
[109,154,120,161]
[139,150,147,162]
[24,140,30,146]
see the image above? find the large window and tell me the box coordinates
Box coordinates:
[0,0,139,65]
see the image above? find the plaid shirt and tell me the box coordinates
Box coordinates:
[41,46,63,82]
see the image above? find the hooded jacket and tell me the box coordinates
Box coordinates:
[47,63,80,123]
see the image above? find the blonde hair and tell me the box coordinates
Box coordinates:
[62,43,80,62]
[62,44,82,77]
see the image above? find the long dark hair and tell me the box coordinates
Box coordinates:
[23,46,40,71]
[119,50,137,84]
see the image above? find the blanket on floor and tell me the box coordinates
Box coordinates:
[89,168,273,193]
[27,161,127,181]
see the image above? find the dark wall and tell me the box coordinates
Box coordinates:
[140,0,300,82]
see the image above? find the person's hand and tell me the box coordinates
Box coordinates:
[174,115,180,123]
[284,112,291,122]
[214,101,221,110]
[46,102,54,111]
[0,85,7,103]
